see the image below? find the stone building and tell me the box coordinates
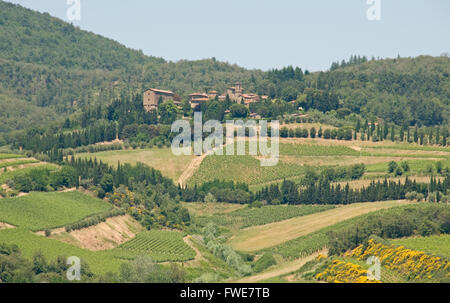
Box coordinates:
[227,82,244,102]
[143,88,176,112]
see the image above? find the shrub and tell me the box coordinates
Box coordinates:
[405,191,418,201]
[388,161,398,173]
[253,253,277,273]
[204,193,217,203]
[401,161,410,172]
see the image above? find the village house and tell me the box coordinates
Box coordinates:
[208,90,218,99]
[242,93,260,105]
[189,92,210,109]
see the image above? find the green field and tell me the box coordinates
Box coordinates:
[279,143,359,157]
[112,230,196,262]
[0,191,112,231]
[195,204,335,230]
[0,228,123,275]
[0,164,59,184]
[0,159,40,169]
[0,153,22,160]
[391,235,450,258]
[366,159,450,174]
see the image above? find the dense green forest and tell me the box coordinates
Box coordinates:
[0,0,449,148]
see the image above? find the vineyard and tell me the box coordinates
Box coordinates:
[195,204,335,230]
[188,155,305,186]
[279,143,359,157]
[0,228,123,275]
[0,191,112,231]
[112,230,196,262]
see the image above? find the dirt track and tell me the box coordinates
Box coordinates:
[235,249,327,283]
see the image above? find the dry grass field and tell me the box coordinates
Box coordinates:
[228,200,414,252]
[77,148,195,181]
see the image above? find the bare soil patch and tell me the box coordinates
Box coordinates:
[38,215,143,251]
[0,222,15,229]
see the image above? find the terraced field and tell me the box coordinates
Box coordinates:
[0,159,39,169]
[0,153,22,160]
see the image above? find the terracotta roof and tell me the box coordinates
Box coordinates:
[190,98,209,102]
[242,94,258,98]
[189,93,209,97]
[145,88,174,95]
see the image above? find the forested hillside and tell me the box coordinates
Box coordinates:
[0,0,448,147]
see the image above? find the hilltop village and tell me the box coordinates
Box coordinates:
[143,82,269,112]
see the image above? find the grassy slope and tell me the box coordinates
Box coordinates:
[0,191,112,230]
[228,200,414,252]
[0,163,58,183]
[390,235,450,258]
[0,228,122,275]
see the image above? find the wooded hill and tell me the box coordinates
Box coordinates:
[0,0,448,145]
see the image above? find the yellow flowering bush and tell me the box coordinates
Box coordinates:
[346,239,450,280]
[315,259,380,283]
